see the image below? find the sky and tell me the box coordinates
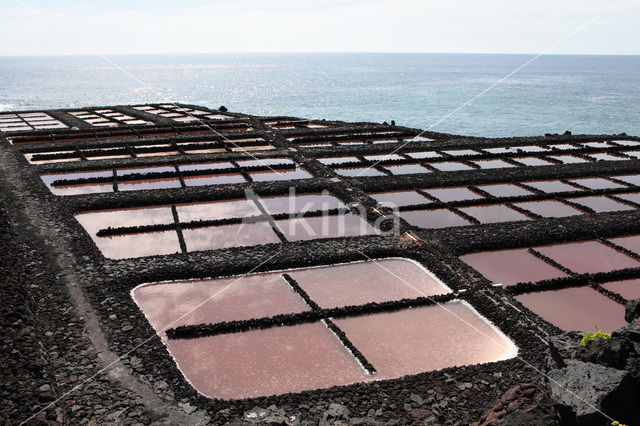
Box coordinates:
[0,0,638,56]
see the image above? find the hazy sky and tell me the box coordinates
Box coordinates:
[1,0,638,55]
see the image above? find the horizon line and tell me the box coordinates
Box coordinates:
[1,51,639,58]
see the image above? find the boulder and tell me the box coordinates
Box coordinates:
[548,331,582,368]
[548,360,640,425]
[625,298,640,323]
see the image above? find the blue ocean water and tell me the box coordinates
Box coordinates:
[0,53,638,138]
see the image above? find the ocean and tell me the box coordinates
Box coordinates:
[0,53,638,138]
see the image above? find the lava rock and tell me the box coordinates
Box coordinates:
[548,360,640,425]
[625,298,640,323]
[320,403,350,426]
[547,331,582,368]
[472,383,558,426]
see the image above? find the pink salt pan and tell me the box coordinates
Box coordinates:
[132,274,310,331]
[182,222,280,252]
[334,301,517,377]
[165,323,370,399]
[289,258,451,309]
[460,248,567,287]
[515,286,627,332]
[534,241,640,274]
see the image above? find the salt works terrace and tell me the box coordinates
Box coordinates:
[1,103,640,424]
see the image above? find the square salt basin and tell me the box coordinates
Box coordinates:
[512,200,585,218]
[370,190,432,207]
[565,196,635,213]
[460,248,567,287]
[289,258,451,309]
[318,157,360,165]
[183,173,246,187]
[510,157,554,167]
[275,213,377,241]
[334,301,517,378]
[363,154,404,161]
[249,168,312,182]
[183,222,281,252]
[178,161,234,172]
[613,140,640,147]
[614,192,640,205]
[118,178,182,191]
[567,177,627,190]
[534,240,640,274]
[442,149,480,157]
[75,206,180,258]
[608,234,640,256]
[132,274,311,330]
[587,153,627,162]
[258,193,345,215]
[405,151,441,159]
[176,199,260,222]
[334,167,386,177]
[47,182,114,196]
[515,287,627,333]
[474,183,534,198]
[399,209,472,229]
[472,159,516,169]
[165,322,370,399]
[547,155,589,164]
[423,186,483,203]
[457,205,532,224]
[521,180,582,194]
[383,164,431,175]
[612,174,640,186]
[430,162,475,172]
[90,231,181,259]
[601,279,640,300]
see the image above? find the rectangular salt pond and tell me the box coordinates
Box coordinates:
[567,177,627,190]
[183,173,246,187]
[334,301,516,377]
[457,204,532,224]
[41,170,113,196]
[471,159,517,169]
[612,174,640,186]
[521,180,581,194]
[601,279,640,300]
[460,248,567,287]
[182,222,281,251]
[423,186,483,203]
[258,193,346,215]
[430,162,475,172]
[564,196,635,213]
[334,167,386,177]
[547,155,589,164]
[383,164,431,175]
[289,258,451,309]
[534,240,640,274]
[132,260,515,399]
[474,184,534,198]
[608,234,640,256]
[118,178,182,191]
[274,213,377,241]
[512,200,585,218]
[515,286,627,333]
[249,168,312,182]
[511,157,555,167]
[399,209,472,229]
[370,190,432,207]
